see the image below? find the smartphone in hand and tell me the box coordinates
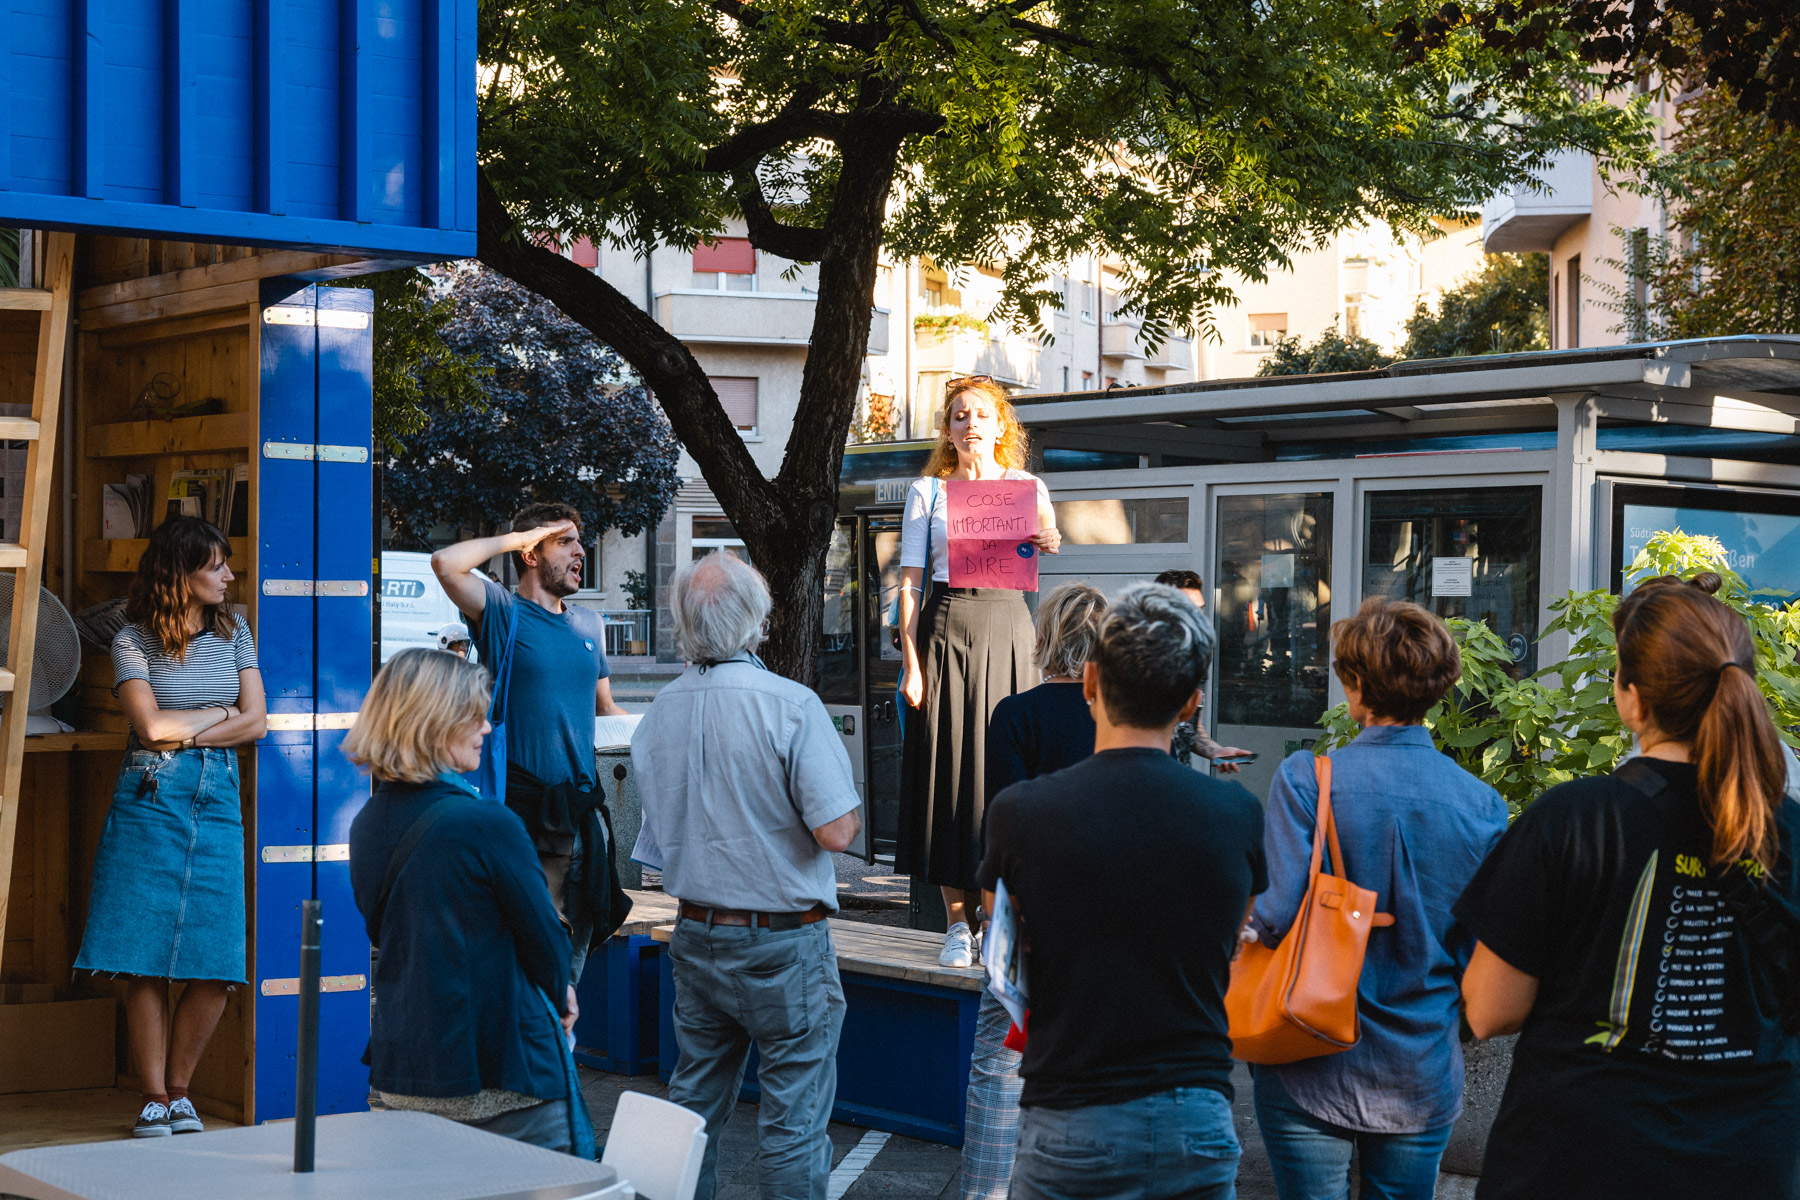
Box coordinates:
[1212,752,1259,767]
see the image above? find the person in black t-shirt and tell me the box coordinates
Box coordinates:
[979,583,1266,1200]
[1457,575,1800,1200]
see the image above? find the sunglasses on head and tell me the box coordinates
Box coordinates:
[945,374,995,395]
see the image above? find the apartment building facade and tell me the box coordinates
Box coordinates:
[572,217,1485,660]
[1480,89,1681,350]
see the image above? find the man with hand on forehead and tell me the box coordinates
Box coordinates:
[433,501,630,978]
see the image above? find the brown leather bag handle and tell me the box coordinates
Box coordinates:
[1309,756,1393,927]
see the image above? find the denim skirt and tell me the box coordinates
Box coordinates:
[75,747,246,983]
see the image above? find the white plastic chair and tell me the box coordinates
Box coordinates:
[601,1091,708,1200]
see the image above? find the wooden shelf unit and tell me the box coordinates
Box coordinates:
[84,537,250,575]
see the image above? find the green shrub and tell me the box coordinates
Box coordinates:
[1319,530,1800,815]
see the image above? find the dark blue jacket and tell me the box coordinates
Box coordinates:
[349,775,571,1098]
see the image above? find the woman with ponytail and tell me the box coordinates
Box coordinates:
[1455,574,1800,1199]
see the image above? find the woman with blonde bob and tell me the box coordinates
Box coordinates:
[346,648,591,1155]
[898,377,1061,968]
[1457,576,1800,1199]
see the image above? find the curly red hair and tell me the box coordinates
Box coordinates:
[923,379,1030,478]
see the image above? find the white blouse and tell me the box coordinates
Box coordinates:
[898,470,1051,583]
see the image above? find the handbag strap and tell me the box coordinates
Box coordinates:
[1307,755,1393,925]
[925,476,938,579]
[488,592,520,723]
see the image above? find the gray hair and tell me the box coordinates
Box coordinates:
[673,551,771,663]
[1094,582,1216,729]
[1034,583,1107,676]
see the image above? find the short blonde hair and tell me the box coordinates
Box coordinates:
[344,648,492,784]
[1034,583,1107,676]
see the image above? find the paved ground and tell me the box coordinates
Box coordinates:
[581,1063,1280,1199]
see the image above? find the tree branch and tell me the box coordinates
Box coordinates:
[732,169,829,261]
[701,88,848,173]
[708,0,881,52]
[476,170,781,538]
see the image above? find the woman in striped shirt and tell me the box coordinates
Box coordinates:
[76,516,267,1138]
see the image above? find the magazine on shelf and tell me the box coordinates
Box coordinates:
[985,877,1029,1027]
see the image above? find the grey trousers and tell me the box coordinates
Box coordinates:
[465,1099,573,1153]
[667,917,846,1200]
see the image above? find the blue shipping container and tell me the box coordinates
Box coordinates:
[0,0,475,259]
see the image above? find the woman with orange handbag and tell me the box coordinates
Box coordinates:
[1248,598,1506,1200]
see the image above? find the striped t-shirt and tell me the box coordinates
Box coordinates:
[111,617,258,710]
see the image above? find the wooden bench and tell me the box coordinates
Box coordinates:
[647,917,983,1146]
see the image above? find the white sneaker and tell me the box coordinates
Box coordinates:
[939,922,975,968]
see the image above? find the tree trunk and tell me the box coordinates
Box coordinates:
[478,123,898,686]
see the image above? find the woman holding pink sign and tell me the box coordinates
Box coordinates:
[897,376,1061,968]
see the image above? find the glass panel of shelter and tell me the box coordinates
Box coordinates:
[1362,485,1544,674]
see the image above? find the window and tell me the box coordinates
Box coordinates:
[1053,497,1189,545]
[1079,281,1095,322]
[875,266,892,310]
[1214,492,1333,729]
[1248,313,1287,349]
[1566,255,1581,349]
[570,237,598,269]
[691,517,748,563]
[1344,301,1362,340]
[693,237,755,274]
[1363,486,1542,671]
[1061,365,1071,391]
[708,376,759,435]
[1081,370,1094,390]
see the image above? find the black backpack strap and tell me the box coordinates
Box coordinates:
[370,796,468,946]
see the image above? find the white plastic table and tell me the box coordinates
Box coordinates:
[0,1110,624,1200]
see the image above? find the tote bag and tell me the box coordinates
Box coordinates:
[464,594,518,801]
[893,477,938,737]
[1225,755,1393,1064]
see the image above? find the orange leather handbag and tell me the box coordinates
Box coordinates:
[1226,755,1393,1064]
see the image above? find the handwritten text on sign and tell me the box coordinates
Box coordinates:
[947,479,1039,590]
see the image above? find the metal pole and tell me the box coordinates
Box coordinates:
[294,899,322,1173]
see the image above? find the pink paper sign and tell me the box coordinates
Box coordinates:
[946,479,1040,591]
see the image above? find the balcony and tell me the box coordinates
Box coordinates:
[1145,335,1193,372]
[1101,321,1148,361]
[655,290,890,354]
[1480,150,1594,253]
[914,321,1042,387]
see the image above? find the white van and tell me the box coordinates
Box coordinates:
[380,551,479,663]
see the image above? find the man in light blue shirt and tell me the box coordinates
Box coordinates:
[633,552,861,1200]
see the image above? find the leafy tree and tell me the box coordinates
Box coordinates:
[1596,82,1800,340]
[1321,530,1800,814]
[336,269,492,455]
[1256,325,1395,377]
[476,0,1653,680]
[384,266,681,551]
[1400,253,1549,358]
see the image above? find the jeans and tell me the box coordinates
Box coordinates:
[467,1099,574,1153]
[961,990,1023,1200]
[1253,1066,1453,1200]
[667,917,846,1200]
[1011,1086,1239,1200]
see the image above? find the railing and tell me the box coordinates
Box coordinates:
[576,608,653,657]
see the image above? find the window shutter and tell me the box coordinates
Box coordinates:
[693,238,756,274]
[570,237,598,268]
[710,377,759,430]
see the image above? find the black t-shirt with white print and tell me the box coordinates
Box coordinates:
[1454,758,1800,1200]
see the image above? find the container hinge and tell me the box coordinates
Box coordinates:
[263,440,370,463]
[263,580,370,597]
[261,974,367,996]
[264,712,359,731]
[261,844,351,864]
[262,307,370,330]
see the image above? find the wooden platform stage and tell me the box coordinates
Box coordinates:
[0,1088,242,1154]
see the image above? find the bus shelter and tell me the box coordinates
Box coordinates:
[829,337,1800,839]
[0,0,475,1143]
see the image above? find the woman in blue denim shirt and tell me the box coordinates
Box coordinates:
[1249,598,1507,1200]
[76,518,267,1139]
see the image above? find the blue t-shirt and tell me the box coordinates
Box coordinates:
[472,578,610,789]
